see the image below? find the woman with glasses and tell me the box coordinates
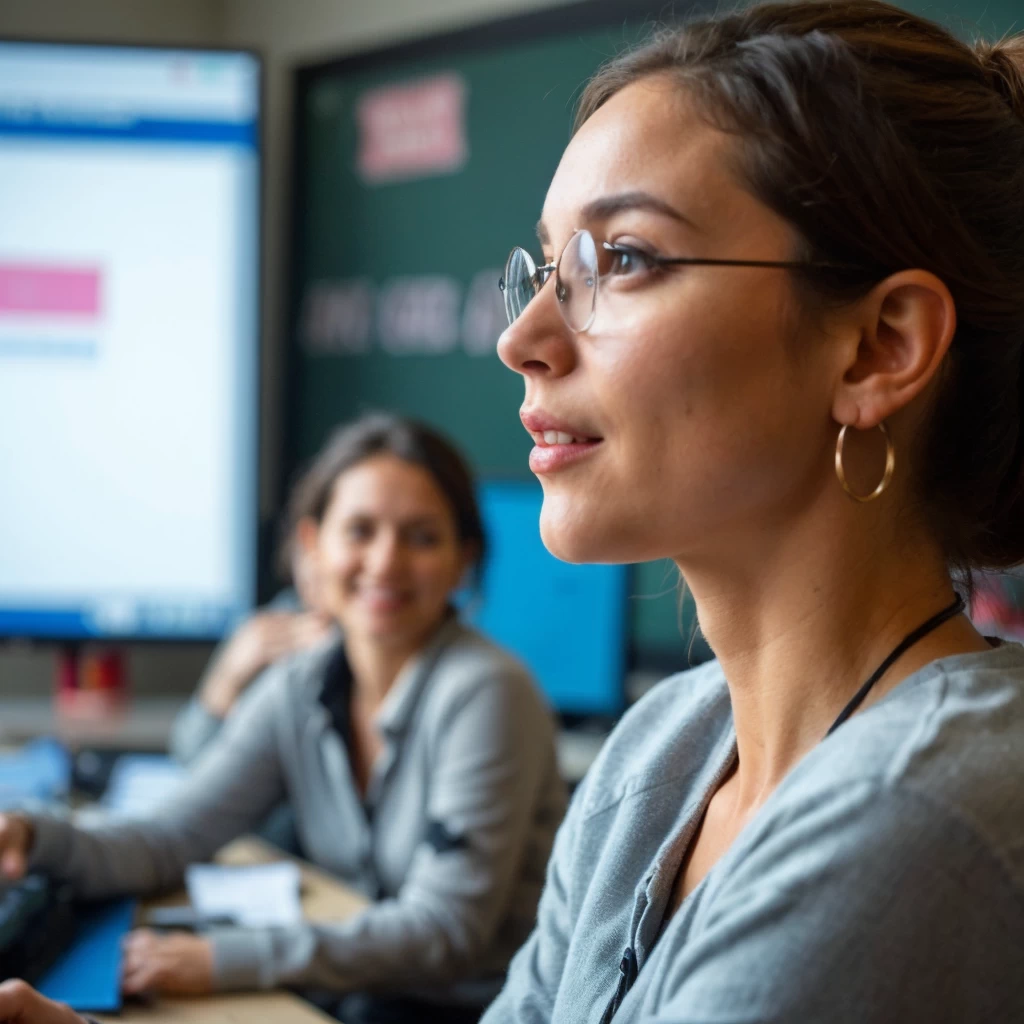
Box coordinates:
[0,415,566,1024]
[486,2,1024,1021]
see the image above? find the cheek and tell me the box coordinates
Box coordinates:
[541,284,821,562]
[413,553,461,596]
[613,283,800,456]
[321,545,361,589]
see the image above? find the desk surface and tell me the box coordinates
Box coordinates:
[93,837,369,1024]
[99,991,335,1024]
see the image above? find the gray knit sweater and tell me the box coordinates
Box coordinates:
[483,644,1024,1023]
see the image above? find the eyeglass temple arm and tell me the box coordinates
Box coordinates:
[600,241,861,272]
[656,256,862,270]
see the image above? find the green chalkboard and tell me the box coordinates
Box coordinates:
[286,0,701,666]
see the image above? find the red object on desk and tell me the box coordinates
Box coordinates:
[54,647,128,720]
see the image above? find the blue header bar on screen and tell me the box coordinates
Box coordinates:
[0,116,257,145]
[0,43,258,147]
[0,604,237,642]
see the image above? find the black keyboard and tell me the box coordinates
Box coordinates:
[0,873,78,984]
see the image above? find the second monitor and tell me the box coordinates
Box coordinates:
[471,481,627,718]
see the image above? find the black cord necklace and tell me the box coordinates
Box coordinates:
[825,594,966,737]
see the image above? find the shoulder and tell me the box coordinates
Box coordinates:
[785,643,1024,884]
[656,771,1024,1022]
[427,619,553,720]
[579,659,732,817]
[413,622,560,774]
[827,641,1024,768]
[265,587,302,612]
[241,632,342,710]
[713,644,1024,907]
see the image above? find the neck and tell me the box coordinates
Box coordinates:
[344,617,445,707]
[679,494,988,810]
[345,638,416,707]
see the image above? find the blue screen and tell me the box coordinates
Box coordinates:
[0,43,261,641]
[469,481,627,716]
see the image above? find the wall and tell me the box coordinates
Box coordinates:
[0,0,222,44]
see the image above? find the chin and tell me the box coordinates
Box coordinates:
[539,491,639,565]
[361,620,416,648]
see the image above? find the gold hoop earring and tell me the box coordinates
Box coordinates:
[835,422,895,502]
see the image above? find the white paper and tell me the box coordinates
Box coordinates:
[185,861,303,927]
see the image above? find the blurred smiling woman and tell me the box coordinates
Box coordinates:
[485,2,1024,1021]
[0,414,566,1024]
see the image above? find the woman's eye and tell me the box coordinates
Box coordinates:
[606,244,657,277]
[407,530,441,548]
[346,522,373,541]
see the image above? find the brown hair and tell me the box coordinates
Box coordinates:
[576,0,1024,573]
[279,413,487,586]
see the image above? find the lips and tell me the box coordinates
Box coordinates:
[356,585,409,613]
[520,408,602,447]
[520,408,603,474]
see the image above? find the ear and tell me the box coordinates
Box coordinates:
[831,269,956,429]
[295,515,320,557]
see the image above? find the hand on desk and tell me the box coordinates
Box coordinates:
[0,980,84,1024]
[1,816,214,999]
[121,929,214,997]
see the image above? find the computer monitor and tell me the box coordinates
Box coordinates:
[471,481,627,717]
[0,42,261,642]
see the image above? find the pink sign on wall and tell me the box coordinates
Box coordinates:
[0,264,102,316]
[356,73,468,184]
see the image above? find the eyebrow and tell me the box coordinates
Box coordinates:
[535,190,698,247]
[346,512,445,526]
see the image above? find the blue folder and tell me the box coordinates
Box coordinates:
[37,898,135,1013]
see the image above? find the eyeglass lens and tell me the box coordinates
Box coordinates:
[558,230,599,332]
[500,229,601,332]
[500,248,538,326]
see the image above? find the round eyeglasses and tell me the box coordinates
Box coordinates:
[498,228,865,333]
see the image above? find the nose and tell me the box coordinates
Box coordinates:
[365,530,405,577]
[497,281,576,380]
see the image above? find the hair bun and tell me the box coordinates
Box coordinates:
[976,35,1024,121]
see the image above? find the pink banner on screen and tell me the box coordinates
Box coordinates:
[0,264,102,316]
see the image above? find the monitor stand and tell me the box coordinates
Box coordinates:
[54,645,129,721]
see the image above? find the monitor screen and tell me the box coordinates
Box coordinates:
[471,481,627,717]
[0,42,261,641]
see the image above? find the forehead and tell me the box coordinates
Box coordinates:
[328,455,448,516]
[542,75,742,240]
